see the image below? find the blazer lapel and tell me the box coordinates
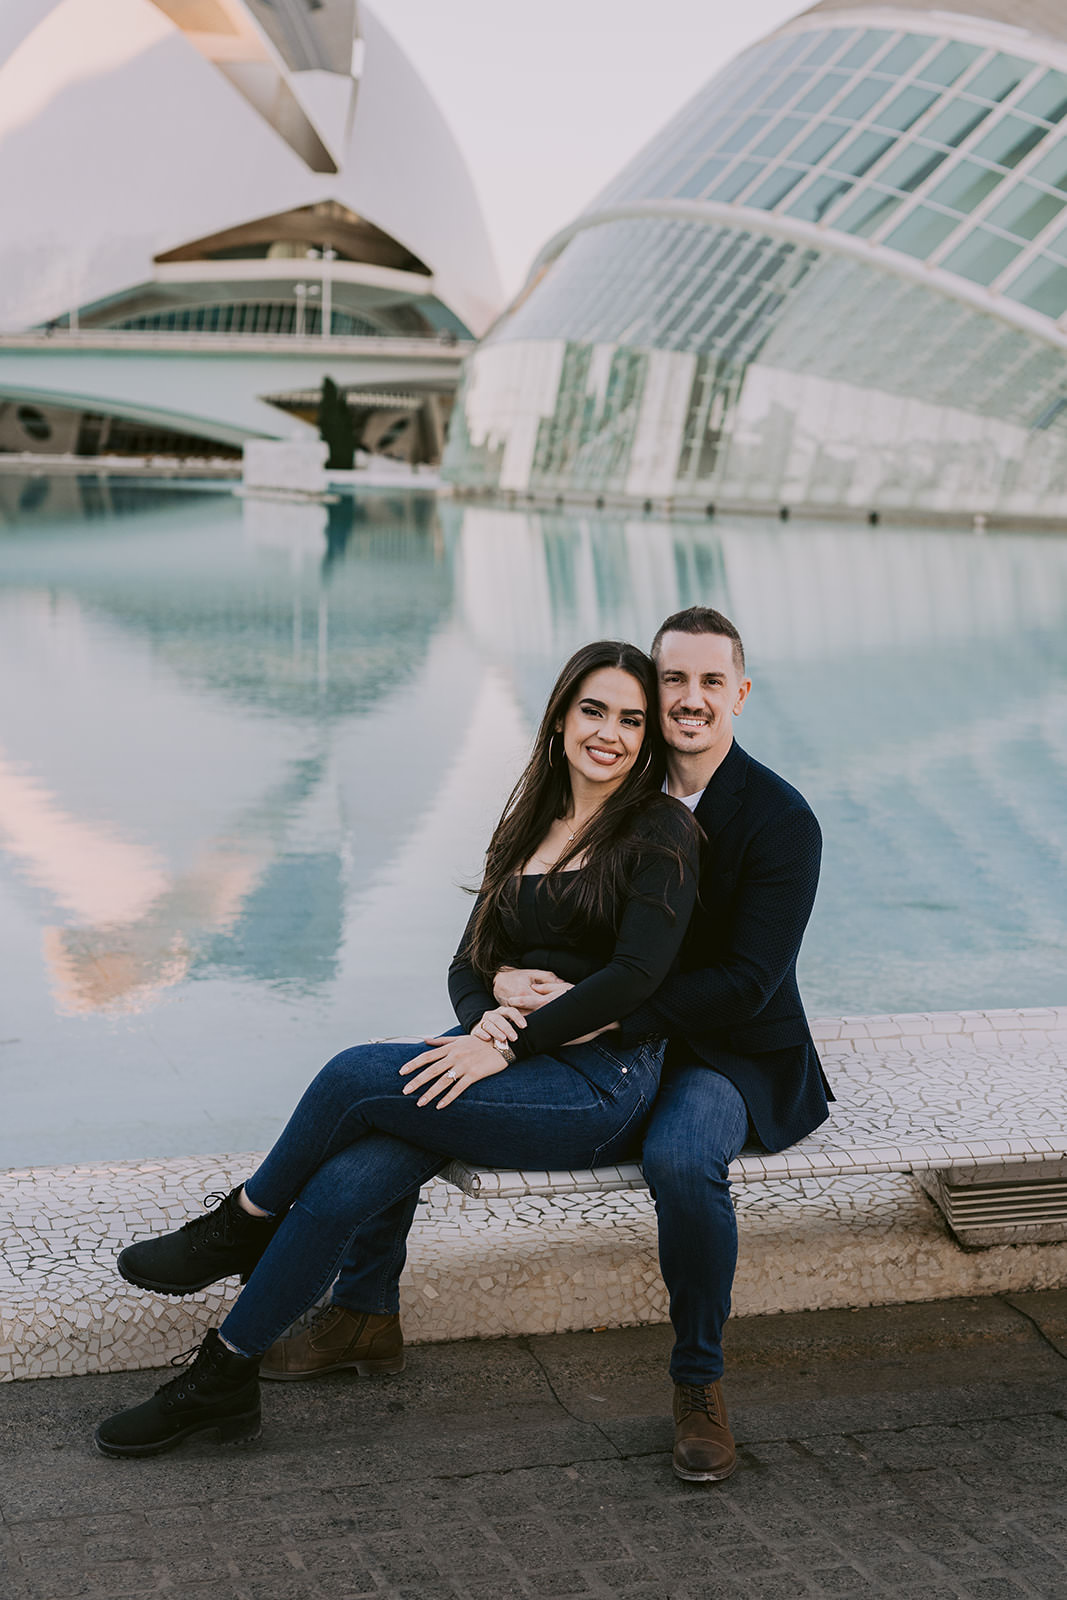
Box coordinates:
[693,739,748,845]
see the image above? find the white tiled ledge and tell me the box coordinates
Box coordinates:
[2,1006,1066,1383]
[447,1005,1067,1195]
[809,1006,1067,1047]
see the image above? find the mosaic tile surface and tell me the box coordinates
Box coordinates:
[446,1006,1067,1194]
[3,1008,1066,1382]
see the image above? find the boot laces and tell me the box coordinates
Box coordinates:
[678,1383,722,1423]
[178,1190,235,1252]
[155,1341,216,1408]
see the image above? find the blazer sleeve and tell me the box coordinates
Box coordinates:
[513,809,700,1060]
[627,802,821,1037]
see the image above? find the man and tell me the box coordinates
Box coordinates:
[261,607,831,1484]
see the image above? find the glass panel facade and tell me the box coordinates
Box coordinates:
[915,41,980,88]
[787,175,853,223]
[707,160,763,201]
[720,114,771,155]
[448,20,1067,510]
[1043,220,1067,261]
[834,78,894,120]
[447,213,1067,517]
[678,158,727,199]
[829,130,896,177]
[113,302,383,337]
[794,72,851,115]
[791,122,849,164]
[1003,259,1067,317]
[883,207,960,257]
[873,85,940,133]
[877,144,948,192]
[940,229,1023,285]
[752,116,807,157]
[1029,146,1067,193]
[835,188,902,236]
[985,183,1066,240]
[924,100,993,147]
[748,166,807,210]
[1017,70,1067,124]
[593,20,1067,296]
[971,117,1049,169]
[967,54,1032,104]
[878,36,930,77]
[928,160,1005,212]
[838,31,890,70]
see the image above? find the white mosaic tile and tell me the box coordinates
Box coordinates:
[447,1005,1067,1196]
[2,1007,1066,1381]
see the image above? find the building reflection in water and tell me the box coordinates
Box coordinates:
[0,481,1064,1160]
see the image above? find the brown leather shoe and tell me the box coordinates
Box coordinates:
[260,1306,404,1382]
[672,1380,737,1482]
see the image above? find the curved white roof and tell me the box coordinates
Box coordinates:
[0,0,502,335]
[802,0,1067,47]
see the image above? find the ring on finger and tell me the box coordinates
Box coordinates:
[444,1069,458,1083]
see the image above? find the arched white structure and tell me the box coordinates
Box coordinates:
[0,0,501,340]
[444,1,1067,520]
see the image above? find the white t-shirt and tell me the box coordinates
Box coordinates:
[664,779,705,812]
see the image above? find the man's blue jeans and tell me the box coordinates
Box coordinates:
[324,1057,750,1385]
[219,1034,663,1357]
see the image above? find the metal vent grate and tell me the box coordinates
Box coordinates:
[920,1162,1067,1247]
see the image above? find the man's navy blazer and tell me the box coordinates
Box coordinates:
[625,738,832,1153]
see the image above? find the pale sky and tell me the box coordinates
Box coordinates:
[373,0,811,297]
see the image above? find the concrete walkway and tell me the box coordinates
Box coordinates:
[2,1292,1066,1599]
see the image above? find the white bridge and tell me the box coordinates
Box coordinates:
[0,330,466,448]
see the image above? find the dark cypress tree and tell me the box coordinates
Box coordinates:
[317,376,355,470]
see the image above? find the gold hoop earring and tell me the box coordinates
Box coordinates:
[548,732,561,769]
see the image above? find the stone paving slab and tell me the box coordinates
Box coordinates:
[2,1295,1066,1599]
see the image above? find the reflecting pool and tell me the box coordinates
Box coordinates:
[2,474,1066,1165]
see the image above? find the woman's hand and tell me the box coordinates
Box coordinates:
[472,1005,527,1045]
[399,1033,511,1108]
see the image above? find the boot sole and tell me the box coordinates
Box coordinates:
[672,1457,738,1483]
[260,1354,405,1382]
[94,1408,262,1459]
[117,1255,252,1296]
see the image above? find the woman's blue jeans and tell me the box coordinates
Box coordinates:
[219,1034,663,1356]
[329,1056,751,1385]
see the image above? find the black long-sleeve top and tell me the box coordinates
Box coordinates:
[447,800,700,1059]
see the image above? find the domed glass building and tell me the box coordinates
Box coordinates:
[444,0,1067,519]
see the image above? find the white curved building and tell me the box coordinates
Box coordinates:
[0,0,501,454]
[444,0,1067,520]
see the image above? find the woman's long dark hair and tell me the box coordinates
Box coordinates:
[467,640,690,982]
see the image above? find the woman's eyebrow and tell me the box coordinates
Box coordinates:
[580,698,645,716]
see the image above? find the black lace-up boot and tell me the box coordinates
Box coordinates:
[94,1329,261,1458]
[118,1186,283,1295]
[672,1379,738,1482]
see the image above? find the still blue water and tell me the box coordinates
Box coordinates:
[1,475,1066,1166]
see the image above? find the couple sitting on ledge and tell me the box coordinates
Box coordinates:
[96,605,833,1484]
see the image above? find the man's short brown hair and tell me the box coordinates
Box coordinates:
[651,606,746,675]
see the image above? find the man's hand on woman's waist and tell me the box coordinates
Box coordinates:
[494,966,573,1011]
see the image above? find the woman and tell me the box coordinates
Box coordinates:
[95,640,700,1458]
